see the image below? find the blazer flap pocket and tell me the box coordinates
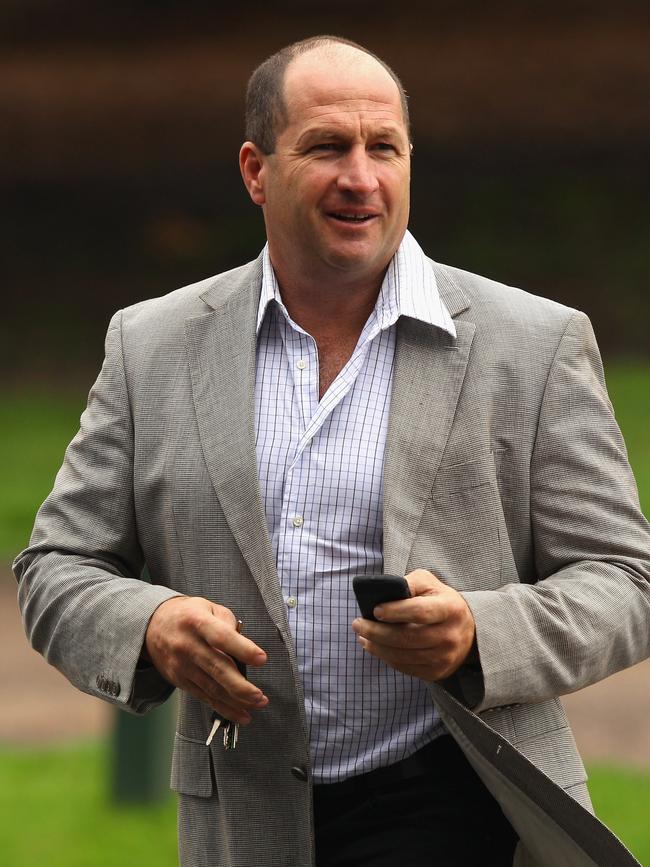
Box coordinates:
[514,727,587,790]
[170,732,215,798]
[433,450,506,495]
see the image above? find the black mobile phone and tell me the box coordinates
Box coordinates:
[352,574,411,621]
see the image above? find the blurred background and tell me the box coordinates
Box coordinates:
[1,1,649,864]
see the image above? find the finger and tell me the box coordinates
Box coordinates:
[371,593,450,624]
[358,639,441,666]
[404,569,446,596]
[352,620,444,649]
[372,571,458,623]
[183,660,265,719]
[198,612,268,667]
[194,643,269,706]
[356,638,453,680]
[153,624,266,706]
[186,668,268,725]
[184,670,254,725]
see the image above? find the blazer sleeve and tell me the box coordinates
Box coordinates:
[460,311,650,712]
[13,310,183,715]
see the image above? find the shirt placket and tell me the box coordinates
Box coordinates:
[275,320,318,623]
[276,315,381,640]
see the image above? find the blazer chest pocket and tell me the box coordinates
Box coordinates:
[410,450,510,592]
[432,450,506,496]
[170,733,216,799]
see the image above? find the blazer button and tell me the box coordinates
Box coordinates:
[290,766,308,782]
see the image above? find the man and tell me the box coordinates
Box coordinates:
[14,35,650,867]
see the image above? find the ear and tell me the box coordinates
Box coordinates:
[239,142,268,206]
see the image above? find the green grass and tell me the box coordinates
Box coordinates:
[0,742,648,865]
[0,741,177,867]
[1,361,648,564]
[588,765,650,863]
[604,361,650,517]
[0,390,88,564]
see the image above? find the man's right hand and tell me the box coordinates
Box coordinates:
[144,596,269,725]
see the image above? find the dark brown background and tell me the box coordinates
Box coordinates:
[3,1,649,383]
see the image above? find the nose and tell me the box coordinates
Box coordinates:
[336,146,379,196]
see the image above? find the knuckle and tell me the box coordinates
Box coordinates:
[212,603,236,623]
[211,619,230,646]
[204,678,226,702]
[185,609,206,632]
[186,600,215,630]
[207,656,228,685]
[232,680,253,700]
[437,632,454,655]
[172,634,194,657]
[411,600,430,623]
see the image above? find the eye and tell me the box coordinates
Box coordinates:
[371,142,398,155]
[309,142,340,153]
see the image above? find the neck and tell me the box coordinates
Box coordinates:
[270,259,386,343]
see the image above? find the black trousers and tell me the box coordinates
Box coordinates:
[313,735,518,867]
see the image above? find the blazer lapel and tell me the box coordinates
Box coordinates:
[184,258,288,628]
[184,255,473,615]
[383,263,475,577]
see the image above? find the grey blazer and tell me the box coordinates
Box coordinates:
[15,253,650,866]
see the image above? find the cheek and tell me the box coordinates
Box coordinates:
[295,164,337,197]
[379,175,408,211]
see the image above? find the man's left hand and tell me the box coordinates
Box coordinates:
[351,569,477,681]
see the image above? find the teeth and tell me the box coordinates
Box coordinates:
[331,213,373,222]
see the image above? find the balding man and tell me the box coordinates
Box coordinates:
[15,36,650,867]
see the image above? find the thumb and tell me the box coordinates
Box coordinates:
[404,569,446,597]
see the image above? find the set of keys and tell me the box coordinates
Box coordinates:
[206,715,239,749]
[205,619,246,751]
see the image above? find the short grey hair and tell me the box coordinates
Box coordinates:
[244,35,411,154]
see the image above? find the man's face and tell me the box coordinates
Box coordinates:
[247,49,411,288]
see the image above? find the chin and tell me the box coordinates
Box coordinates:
[322,240,385,270]
[324,252,379,274]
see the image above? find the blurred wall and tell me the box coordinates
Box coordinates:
[2,1,649,383]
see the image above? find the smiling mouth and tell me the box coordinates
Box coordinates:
[327,212,378,224]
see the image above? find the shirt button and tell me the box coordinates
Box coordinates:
[291,765,309,782]
[292,515,304,528]
[287,596,298,609]
[296,359,307,370]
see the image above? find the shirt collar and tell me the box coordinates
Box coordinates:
[257,245,293,334]
[256,230,456,338]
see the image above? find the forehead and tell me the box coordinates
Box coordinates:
[282,48,405,133]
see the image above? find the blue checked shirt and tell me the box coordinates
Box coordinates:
[254,230,456,783]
